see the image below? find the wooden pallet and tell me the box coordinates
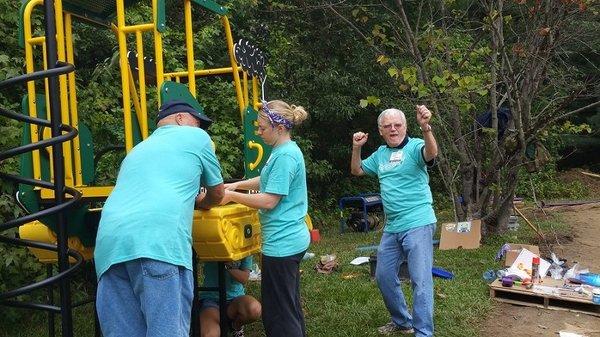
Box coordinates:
[489,278,600,317]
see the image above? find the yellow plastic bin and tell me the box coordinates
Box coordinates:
[193,203,262,262]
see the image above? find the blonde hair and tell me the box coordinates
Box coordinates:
[261,100,309,128]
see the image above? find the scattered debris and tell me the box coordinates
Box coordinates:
[541,199,600,208]
[315,254,338,274]
[350,256,370,265]
[249,265,261,281]
[580,171,600,179]
[558,331,585,337]
[341,272,360,280]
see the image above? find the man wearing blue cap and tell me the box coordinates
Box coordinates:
[95,100,224,337]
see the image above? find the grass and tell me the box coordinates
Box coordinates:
[0,210,569,337]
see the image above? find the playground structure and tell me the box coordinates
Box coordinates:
[0,0,275,336]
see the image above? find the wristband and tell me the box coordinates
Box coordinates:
[420,124,432,132]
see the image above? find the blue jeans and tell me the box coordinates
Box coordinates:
[376,224,435,337]
[96,258,194,337]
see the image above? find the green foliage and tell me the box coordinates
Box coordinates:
[0,229,46,324]
[516,166,588,201]
[210,119,244,179]
[0,110,46,323]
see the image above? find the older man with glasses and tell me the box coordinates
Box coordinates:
[350,105,438,337]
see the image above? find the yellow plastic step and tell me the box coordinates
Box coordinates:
[19,203,262,263]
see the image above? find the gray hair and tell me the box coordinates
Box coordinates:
[377,108,406,127]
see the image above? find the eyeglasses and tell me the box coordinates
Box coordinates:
[380,123,403,130]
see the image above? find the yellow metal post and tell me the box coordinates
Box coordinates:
[53,0,75,187]
[135,31,148,139]
[221,16,245,117]
[115,0,134,152]
[243,71,249,109]
[64,13,83,186]
[153,0,165,105]
[184,0,196,96]
[252,77,259,111]
[23,0,44,182]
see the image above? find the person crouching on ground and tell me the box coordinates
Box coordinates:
[198,255,262,337]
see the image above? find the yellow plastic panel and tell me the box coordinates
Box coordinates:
[19,221,94,263]
[193,203,261,262]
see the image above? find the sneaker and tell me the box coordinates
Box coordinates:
[377,322,414,335]
[231,327,245,337]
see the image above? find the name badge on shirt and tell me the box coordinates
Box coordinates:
[390,150,404,163]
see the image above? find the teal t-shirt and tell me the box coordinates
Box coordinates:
[259,141,310,257]
[361,137,437,233]
[199,256,252,301]
[94,125,223,279]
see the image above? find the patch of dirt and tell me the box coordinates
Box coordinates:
[480,204,600,336]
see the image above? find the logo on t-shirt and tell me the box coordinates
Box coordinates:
[379,150,404,172]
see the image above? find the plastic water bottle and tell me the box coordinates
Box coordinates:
[303,252,315,260]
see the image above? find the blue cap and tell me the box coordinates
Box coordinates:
[157,100,212,129]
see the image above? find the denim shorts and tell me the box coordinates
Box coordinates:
[97,258,194,337]
[198,297,233,312]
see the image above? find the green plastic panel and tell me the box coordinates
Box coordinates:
[78,123,95,184]
[159,81,206,115]
[62,0,139,25]
[18,0,27,48]
[156,0,166,32]
[18,95,50,216]
[190,0,228,15]
[243,105,271,178]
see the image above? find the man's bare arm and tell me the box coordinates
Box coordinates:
[195,183,225,209]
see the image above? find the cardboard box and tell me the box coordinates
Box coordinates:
[504,243,540,267]
[439,219,481,250]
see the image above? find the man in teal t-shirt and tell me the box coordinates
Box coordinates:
[351,105,438,337]
[94,100,224,337]
[199,256,261,337]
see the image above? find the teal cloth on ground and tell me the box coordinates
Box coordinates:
[94,125,223,279]
[361,137,437,233]
[259,141,310,257]
[199,256,253,301]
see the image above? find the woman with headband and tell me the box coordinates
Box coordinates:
[221,100,310,337]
